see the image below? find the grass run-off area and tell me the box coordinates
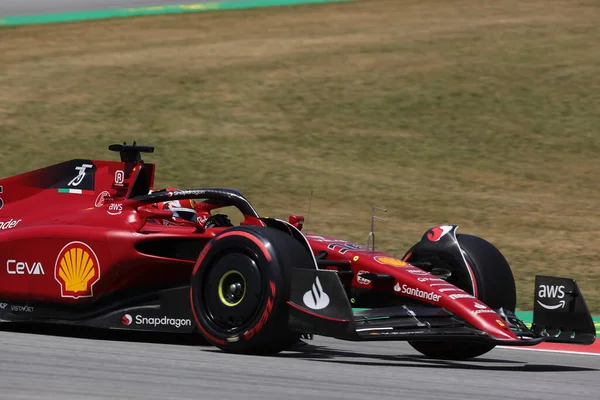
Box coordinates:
[1,0,600,312]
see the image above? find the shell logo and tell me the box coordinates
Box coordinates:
[374,256,408,267]
[54,241,101,299]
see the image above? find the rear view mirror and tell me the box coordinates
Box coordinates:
[288,215,304,230]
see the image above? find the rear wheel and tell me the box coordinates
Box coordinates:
[190,226,313,354]
[407,234,516,360]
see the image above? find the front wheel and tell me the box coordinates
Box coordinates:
[407,233,516,360]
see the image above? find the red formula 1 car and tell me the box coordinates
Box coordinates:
[0,143,595,359]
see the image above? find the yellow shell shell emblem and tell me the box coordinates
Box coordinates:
[374,256,408,267]
[54,242,101,299]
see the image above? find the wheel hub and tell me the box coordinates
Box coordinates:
[218,271,246,307]
[203,252,264,331]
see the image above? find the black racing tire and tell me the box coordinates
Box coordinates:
[190,225,313,354]
[407,234,516,360]
[455,234,516,312]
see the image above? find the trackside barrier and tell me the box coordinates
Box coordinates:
[0,0,356,26]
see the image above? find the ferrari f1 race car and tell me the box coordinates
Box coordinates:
[0,143,595,360]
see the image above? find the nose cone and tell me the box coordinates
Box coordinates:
[454,299,518,340]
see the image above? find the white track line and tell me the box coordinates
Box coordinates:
[497,346,600,357]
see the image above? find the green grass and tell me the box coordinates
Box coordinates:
[1,0,600,311]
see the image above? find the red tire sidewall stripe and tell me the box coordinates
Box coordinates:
[189,286,226,345]
[216,231,272,262]
[192,242,212,276]
[190,242,226,345]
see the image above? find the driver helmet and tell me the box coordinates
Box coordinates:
[155,198,198,226]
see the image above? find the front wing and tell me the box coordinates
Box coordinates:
[288,269,596,346]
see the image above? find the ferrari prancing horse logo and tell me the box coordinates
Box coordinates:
[54,241,101,299]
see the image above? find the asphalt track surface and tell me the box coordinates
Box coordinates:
[1,326,599,399]
[0,0,237,17]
